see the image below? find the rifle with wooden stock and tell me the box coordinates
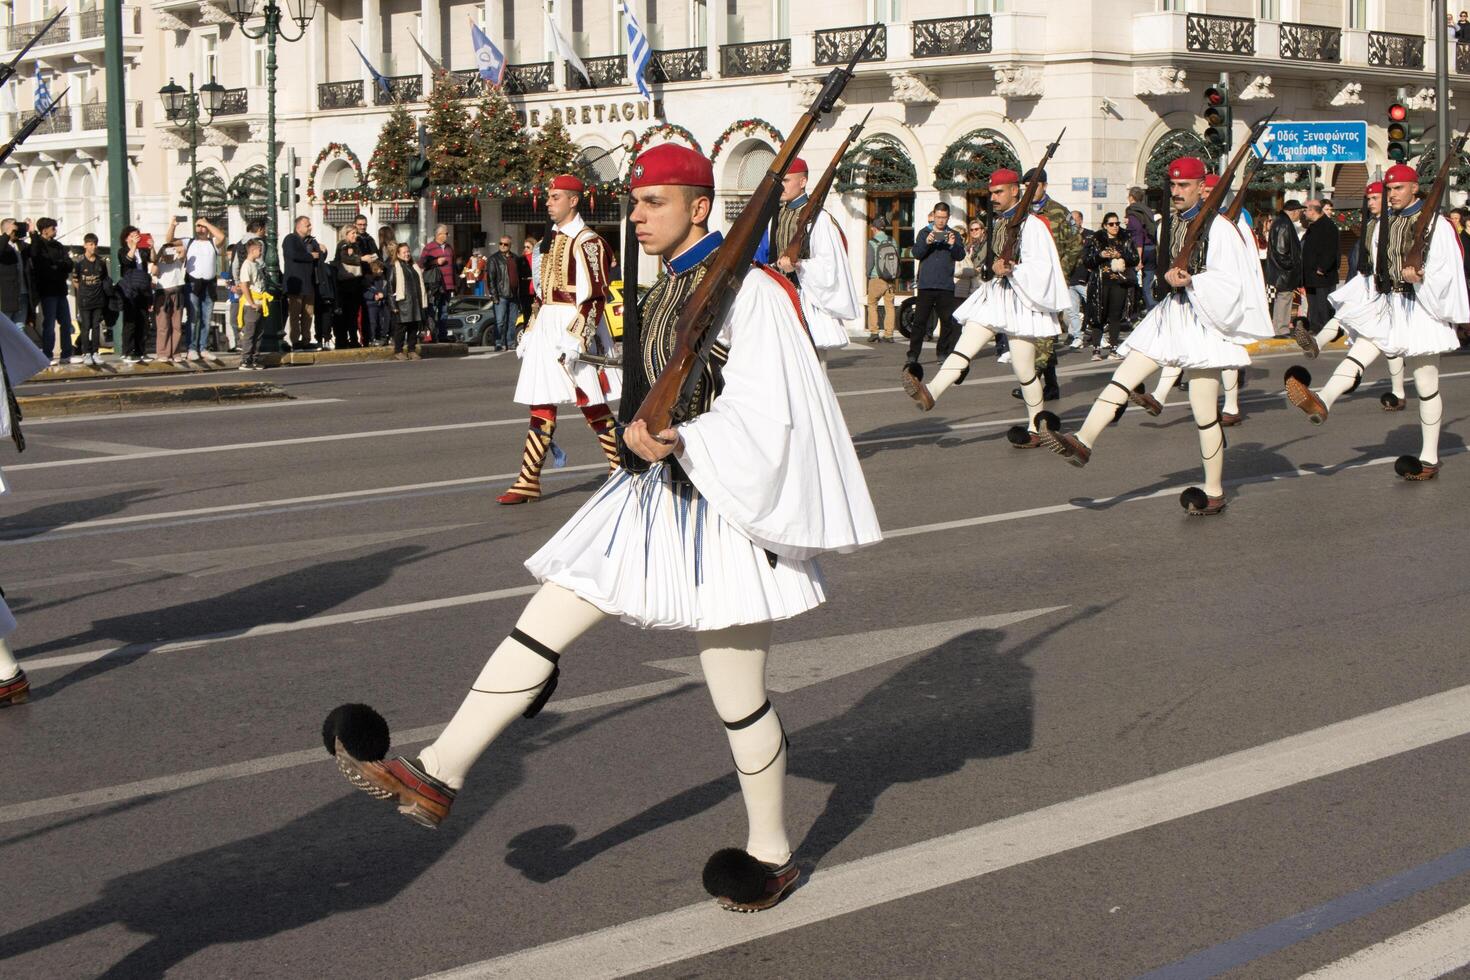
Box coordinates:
[779,109,872,267]
[997,128,1064,266]
[632,26,879,432]
[1166,111,1275,288]
[1224,149,1264,225]
[1403,133,1468,277]
[0,87,68,167]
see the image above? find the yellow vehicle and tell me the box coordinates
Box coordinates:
[607,279,625,340]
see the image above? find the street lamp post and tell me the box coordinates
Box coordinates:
[159,73,225,222]
[226,0,318,350]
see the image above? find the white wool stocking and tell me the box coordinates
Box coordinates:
[1408,355,1443,465]
[1387,356,1407,400]
[0,638,18,679]
[1005,337,1047,432]
[699,622,790,866]
[421,583,605,789]
[1077,351,1160,448]
[927,321,997,400]
[1318,338,1383,410]
[1314,320,1346,349]
[1187,371,1226,497]
[1153,366,1183,407]
[1222,369,1241,416]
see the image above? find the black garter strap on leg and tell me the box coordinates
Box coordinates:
[724,700,789,776]
[471,629,563,718]
[1339,355,1366,393]
[1198,416,1226,458]
[1419,389,1443,425]
[948,351,972,364]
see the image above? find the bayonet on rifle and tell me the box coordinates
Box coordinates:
[0,8,65,90]
[0,87,68,167]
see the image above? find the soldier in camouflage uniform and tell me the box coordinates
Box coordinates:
[1025,169,1079,399]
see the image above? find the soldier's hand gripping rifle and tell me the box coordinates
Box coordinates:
[779,109,873,268]
[0,87,69,167]
[1402,133,1469,280]
[632,25,879,433]
[1165,110,1275,291]
[0,9,65,90]
[995,129,1064,268]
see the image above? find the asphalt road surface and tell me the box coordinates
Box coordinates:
[4,338,1470,979]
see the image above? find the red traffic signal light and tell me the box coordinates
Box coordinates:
[1205,86,1225,106]
[1388,103,1408,122]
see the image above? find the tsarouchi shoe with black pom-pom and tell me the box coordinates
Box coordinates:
[702,848,801,913]
[322,702,456,829]
[1180,487,1227,516]
[1381,392,1407,412]
[0,668,29,706]
[1395,456,1441,482]
[1284,365,1328,425]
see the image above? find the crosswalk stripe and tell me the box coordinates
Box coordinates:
[1301,902,1470,980]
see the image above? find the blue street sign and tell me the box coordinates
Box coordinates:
[1257,121,1368,165]
[1072,177,1089,192]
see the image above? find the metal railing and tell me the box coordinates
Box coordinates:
[373,74,422,106]
[1185,13,1255,55]
[449,68,483,99]
[505,62,552,94]
[1278,22,1340,62]
[81,100,140,130]
[9,106,70,135]
[650,46,705,83]
[1368,30,1424,69]
[318,80,364,110]
[216,87,249,116]
[567,54,627,90]
[814,24,886,65]
[8,14,68,49]
[912,14,992,58]
[719,39,790,78]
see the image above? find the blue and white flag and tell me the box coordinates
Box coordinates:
[469,19,506,86]
[350,38,392,99]
[621,1,652,102]
[33,73,52,116]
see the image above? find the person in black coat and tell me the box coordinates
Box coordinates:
[30,217,74,362]
[115,226,154,363]
[281,216,323,350]
[1265,201,1304,333]
[0,219,30,325]
[1081,213,1139,359]
[1299,200,1340,332]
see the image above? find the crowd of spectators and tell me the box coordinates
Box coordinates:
[1,212,540,370]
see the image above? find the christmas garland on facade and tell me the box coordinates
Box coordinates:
[709,118,785,162]
[630,122,702,158]
[307,143,365,202]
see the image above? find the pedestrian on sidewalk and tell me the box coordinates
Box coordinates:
[153,220,187,363]
[387,241,426,359]
[420,224,456,342]
[184,217,226,362]
[225,220,267,354]
[1125,187,1158,311]
[30,217,74,365]
[0,219,31,329]
[1300,199,1340,336]
[235,237,267,371]
[333,226,366,348]
[1267,200,1305,333]
[486,234,520,350]
[282,215,323,351]
[72,233,111,367]
[353,214,380,272]
[1082,212,1138,360]
[116,226,153,363]
[905,202,965,369]
[865,219,899,343]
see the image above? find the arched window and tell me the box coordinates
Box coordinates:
[836,134,917,194]
[934,128,1021,192]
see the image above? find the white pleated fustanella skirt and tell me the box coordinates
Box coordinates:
[953,280,1060,340]
[1119,293,1251,369]
[525,463,826,631]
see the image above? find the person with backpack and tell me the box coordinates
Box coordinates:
[1125,186,1158,311]
[866,219,899,343]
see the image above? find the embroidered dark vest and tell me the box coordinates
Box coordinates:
[1167,209,1209,275]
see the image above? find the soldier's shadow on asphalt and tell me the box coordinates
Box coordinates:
[0,693,671,980]
[503,605,1107,884]
[19,538,510,702]
[0,484,240,541]
[1066,436,1305,511]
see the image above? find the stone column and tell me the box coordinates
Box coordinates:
[360,0,380,89]
[419,0,442,84]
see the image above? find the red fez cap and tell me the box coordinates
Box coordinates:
[789,158,809,175]
[1365,181,1384,195]
[1168,157,1207,180]
[551,174,585,193]
[988,168,1020,188]
[1203,174,1220,189]
[630,143,715,190]
[1384,164,1419,185]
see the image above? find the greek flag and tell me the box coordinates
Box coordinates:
[350,39,392,99]
[470,20,506,86]
[33,73,52,116]
[621,1,652,102]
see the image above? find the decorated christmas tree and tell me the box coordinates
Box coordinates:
[530,115,581,188]
[424,71,474,187]
[469,83,533,190]
[368,102,418,191]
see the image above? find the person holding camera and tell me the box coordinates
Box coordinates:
[116,226,153,363]
[904,202,966,368]
[1082,212,1139,360]
[0,219,31,331]
[184,217,226,361]
[153,219,188,362]
[30,217,74,365]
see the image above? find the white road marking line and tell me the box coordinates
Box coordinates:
[22,436,163,455]
[0,610,1062,825]
[419,682,1470,980]
[22,397,343,425]
[1301,902,1470,980]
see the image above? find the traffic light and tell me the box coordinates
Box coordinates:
[407,156,430,196]
[1203,75,1232,155]
[1386,97,1426,163]
[278,174,301,209]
